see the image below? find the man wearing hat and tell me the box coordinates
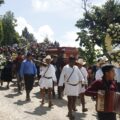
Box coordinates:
[59,55,85,119]
[76,58,88,112]
[39,55,57,107]
[20,52,37,101]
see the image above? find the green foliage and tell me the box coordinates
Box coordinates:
[1,11,19,45]
[0,18,3,45]
[22,27,36,43]
[0,0,4,5]
[76,0,120,64]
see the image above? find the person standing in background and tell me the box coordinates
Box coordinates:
[76,58,88,112]
[15,52,24,94]
[113,61,120,92]
[95,58,106,80]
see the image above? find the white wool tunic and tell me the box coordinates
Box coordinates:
[39,64,57,89]
[95,68,103,80]
[59,65,84,96]
[79,67,88,93]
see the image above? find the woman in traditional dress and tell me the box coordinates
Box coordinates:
[1,57,13,89]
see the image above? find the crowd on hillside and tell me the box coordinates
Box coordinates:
[0,43,120,120]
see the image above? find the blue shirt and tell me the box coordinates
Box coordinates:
[20,59,37,78]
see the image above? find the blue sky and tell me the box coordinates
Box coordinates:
[0,0,107,47]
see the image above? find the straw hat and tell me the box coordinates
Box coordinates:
[43,55,53,63]
[76,58,86,65]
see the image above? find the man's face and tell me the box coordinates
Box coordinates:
[78,63,82,68]
[46,59,51,64]
[106,68,115,81]
[69,59,75,66]
[28,55,33,60]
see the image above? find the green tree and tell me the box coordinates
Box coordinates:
[0,18,3,45]
[0,0,4,5]
[1,11,19,45]
[76,0,120,64]
[22,27,36,43]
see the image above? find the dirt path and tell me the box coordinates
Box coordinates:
[0,82,119,120]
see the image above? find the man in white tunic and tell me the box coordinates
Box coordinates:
[59,56,84,119]
[95,58,106,80]
[39,55,57,107]
[76,58,88,112]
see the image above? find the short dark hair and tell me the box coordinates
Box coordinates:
[101,64,114,74]
[27,52,32,57]
[69,55,75,61]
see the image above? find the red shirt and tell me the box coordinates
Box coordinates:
[85,80,117,96]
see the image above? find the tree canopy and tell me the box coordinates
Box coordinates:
[22,27,36,43]
[0,0,4,5]
[0,11,19,45]
[76,0,120,64]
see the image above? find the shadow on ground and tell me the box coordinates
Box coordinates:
[5,92,21,98]
[0,86,9,91]
[25,105,52,116]
[52,98,67,107]
[14,100,30,105]
[74,112,87,120]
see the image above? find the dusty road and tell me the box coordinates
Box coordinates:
[0,82,119,120]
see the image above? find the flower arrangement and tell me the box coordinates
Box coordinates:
[105,23,120,61]
[107,23,120,43]
[0,54,6,70]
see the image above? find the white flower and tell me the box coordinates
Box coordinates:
[115,25,119,29]
[96,35,100,39]
[115,23,119,26]
[109,24,114,29]
[112,31,115,34]
[118,25,120,28]
[107,29,111,32]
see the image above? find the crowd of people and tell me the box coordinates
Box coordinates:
[0,44,120,120]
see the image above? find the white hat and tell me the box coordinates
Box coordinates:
[43,55,53,62]
[76,58,86,65]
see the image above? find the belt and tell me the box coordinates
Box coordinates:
[66,81,80,86]
[43,76,52,79]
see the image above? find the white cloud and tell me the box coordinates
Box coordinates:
[15,16,79,47]
[89,0,107,6]
[31,0,82,14]
[35,25,54,43]
[15,17,54,43]
[59,31,79,47]
[15,17,34,35]
[31,0,49,12]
